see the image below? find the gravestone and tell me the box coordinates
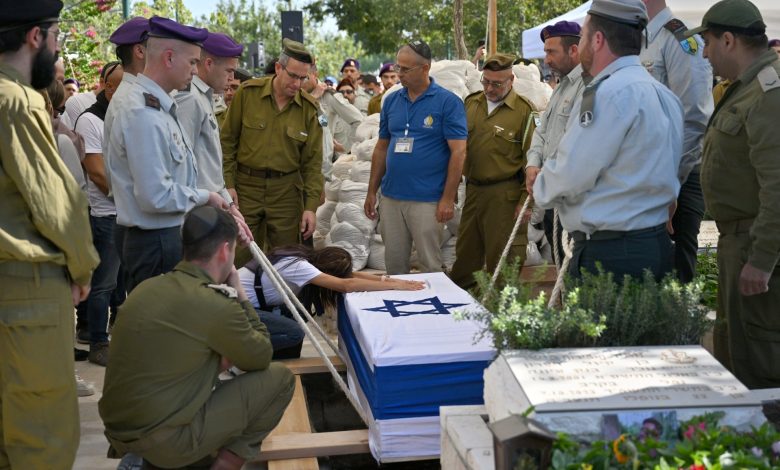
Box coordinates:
[484,345,767,439]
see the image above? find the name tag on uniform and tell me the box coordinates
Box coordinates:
[394,137,414,154]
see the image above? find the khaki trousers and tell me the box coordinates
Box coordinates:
[378,196,443,274]
[0,262,78,470]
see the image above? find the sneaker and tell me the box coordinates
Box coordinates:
[88,342,110,367]
[76,375,94,397]
[74,347,89,361]
[76,328,90,344]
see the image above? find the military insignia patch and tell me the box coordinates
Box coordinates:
[143,92,161,110]
[207,283,238,298]
[679,37,698,55]
[579,110,593,127]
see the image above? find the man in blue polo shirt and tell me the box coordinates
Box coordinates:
[364,40,468,274]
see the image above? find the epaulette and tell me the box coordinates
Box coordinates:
[143,92,161,110]
[578,74,611,128]
[300,89,319,108]
[465,90,482,102]
[757,65,780,93]
[207,283,238,298]
[664,18,699,55]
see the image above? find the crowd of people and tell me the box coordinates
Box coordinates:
[1,0,779,468]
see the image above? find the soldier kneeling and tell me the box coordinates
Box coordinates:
[99,206,294,470]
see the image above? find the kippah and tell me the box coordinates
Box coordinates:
[182,206,220,245]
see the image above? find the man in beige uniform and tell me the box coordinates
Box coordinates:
[100,207,294,469]
[0,1,100,467]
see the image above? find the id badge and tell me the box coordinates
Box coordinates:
[394,137,414,154]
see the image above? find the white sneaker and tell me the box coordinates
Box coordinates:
[76,374,95,397]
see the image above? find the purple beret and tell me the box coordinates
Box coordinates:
[379,62,395,76]
[147,16,208,45]
[202,32,243,57]
[540,20,582,42]
[341,58,360,72]
[109,17,149,46]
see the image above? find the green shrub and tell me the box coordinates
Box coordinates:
[696,246,718,311]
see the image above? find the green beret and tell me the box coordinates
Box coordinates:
[282,38,313,64]
[483,53,516,71]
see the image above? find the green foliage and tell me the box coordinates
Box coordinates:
[696,246,718,311]
[306,0,588,58]
[132,0,194,24]
[458,262,712,351]
[551,413,780,469]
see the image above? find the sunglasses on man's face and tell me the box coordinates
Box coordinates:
[339,89,355,95]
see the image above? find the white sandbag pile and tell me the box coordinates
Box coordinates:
[513,63,552,112]
[354,114,380,142]
[350,160,372,184]
[366,234,386,271]
[352,137,377,162]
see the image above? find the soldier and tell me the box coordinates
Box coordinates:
[341,57,369,113]
[221,39,323,264]
[106,16,228,292]
[367,61,399,115]
[216,67,251,129]
[174,31,252,245]
[363,39,468,274]
[532,0,683,282]
[100,206,294,469]
[688,0,780,389]
[0,1,100,467]
[449,53,536,289]
[640,0,714,284]
[525,21,585,268]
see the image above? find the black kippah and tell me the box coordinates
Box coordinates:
[182,206,220,245]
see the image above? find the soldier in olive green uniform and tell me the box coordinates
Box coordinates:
[449,54,536,289]
[0,2,100,468]
[100,207,294,468]
[688,0,780,389]
[222,39,323,265]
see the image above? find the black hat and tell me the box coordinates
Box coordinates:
[182,206,221,245]
[407,39,432,60]
[0,0,62,28]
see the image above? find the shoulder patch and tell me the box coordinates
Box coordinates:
[757,66,780,93]
[143,92,161,110]
[207,283,238,298]
[578,74,610,128]
[300,89,319,108]
[664,18,697,55]
[465,90,482,102]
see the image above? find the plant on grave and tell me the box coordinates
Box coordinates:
[696,245,718,311]
[457,259,712,351]
[550,412,780,469]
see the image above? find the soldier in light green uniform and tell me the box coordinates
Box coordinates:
[99,207,294,469]
[688,0,780,389]
[221,39,323,265]
[0,1,100,468]
[449,54,536,289]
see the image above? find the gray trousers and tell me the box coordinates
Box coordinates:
[378,196,443,274]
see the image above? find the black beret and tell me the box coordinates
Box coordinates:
[0,0,62,28]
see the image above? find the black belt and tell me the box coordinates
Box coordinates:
[238,163,297,179]
[571,223,666,242]
[466,175,519,186]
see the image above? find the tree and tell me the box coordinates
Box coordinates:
[306,0,587,58]
[132,0,194,25]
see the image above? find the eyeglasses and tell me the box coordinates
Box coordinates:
[338,89,354,95]
[41,25,66,48]
[480,74,511,89]
[392,64,424,74]
[281,63,309,83]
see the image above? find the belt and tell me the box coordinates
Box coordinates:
[716,218,754,235]
[571,223,666,242]
[466,175,519,186]
[237,163,297,179]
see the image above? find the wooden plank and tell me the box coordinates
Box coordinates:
[257,430,370,461]
[279,355,346,375]
[266,376,319,470]
[519,264,558,283]
[268,457,319,470]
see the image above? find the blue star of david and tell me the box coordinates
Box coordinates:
[364,296,468,317]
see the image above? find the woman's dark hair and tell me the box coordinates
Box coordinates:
[47,78,65,114]
[336,78,355,92]
[269,244,353,310]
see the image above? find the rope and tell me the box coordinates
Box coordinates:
[547,211,574,308]
[481,195,532,304]
[248,242,369,426]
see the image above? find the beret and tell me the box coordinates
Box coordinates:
[340,58,360,71]
[109,17,149,46]
[0,0,62,27]
[379,62,395,76]
[147,16,208,45]
[483,53,515,71]
[203,32,243,58]
[282,38,313,64]
[540,20,582,42]
[588,0,648,28]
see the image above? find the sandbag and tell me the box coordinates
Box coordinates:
[512,63,552,112]
[313,231,327,250]
[524,241,544,266]
[354,114,380,143]
[441,236,457,270]
[338,180,369,206]
[350,160,372,184]
[430,59,476,77]
[335,202,376,236]
[430,70,469,100]
[366,234,386,271]
[323,178,342,202]
[352,136,377,162]
[332,154,356,180]
[316,200,337,235]
[331,240,369,271]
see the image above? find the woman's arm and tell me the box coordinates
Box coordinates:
[310,272,425,294]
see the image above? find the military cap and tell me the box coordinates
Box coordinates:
[686,0,766,38]
[407,39,432,60]
[540,20,582,41]
[340,58,360,71]
[0,0,62,27]
[282,38,312,64]
[147,16,208,44]
[483,53,516,71]
[182,206,221,245]
[379,62,395,76]
[203,32,243,58]
[109,17,149,46]
[234,67,252,81]
[588,0,648,28]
